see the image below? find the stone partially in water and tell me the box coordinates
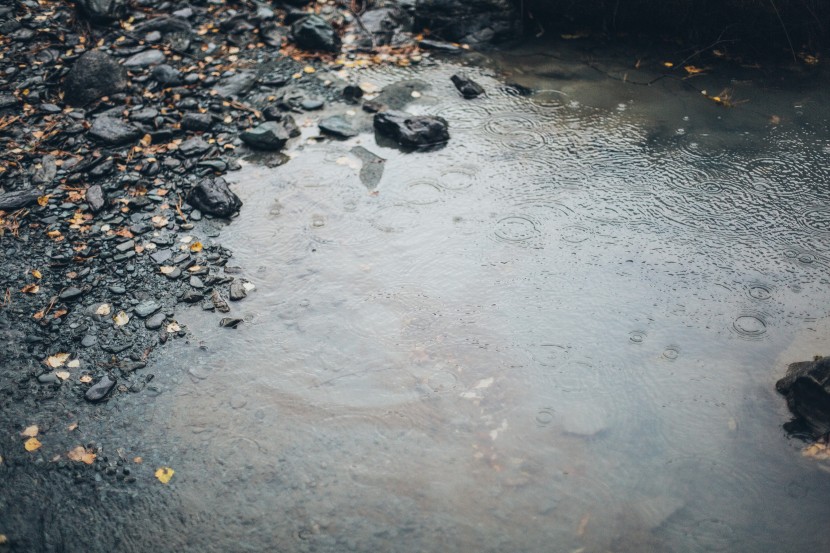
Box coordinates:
[319,116,358,138]
[373,111,449,148]
[85,375,116,402]
[187,177,242,218]
[777,357,830,438]
[450,74,485,98]
[241,122,291,151]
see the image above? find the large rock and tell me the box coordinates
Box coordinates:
[188,177,242,218]
[240,121,292,150]
[413,0,517,44]
[88,117,141,145]
[0,189,41,211]
[290,15,341,53]
[777,357,830,437]
[75,0,128,23]
[63,50,127,107]
[373,110,449,148]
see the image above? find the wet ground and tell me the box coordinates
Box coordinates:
[4,38,830,552]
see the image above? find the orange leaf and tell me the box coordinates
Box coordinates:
[24,437,42,451]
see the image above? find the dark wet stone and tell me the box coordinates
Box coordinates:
[164,267,182,279]
[212,71,257,98]
[60,287,84,301]
[145,312,165,330]
[0,94,19,109]
[219,318,243,328]
[134,300,160,318]
[229,280,247,301]
[81,334,97,347]
[151,64,182,85]
[0,188,41,211]
[777,357,830,438]
[123,49,166,68]
[86,184,106,213]
[413,0,517,44]
[32,155,57,185]
[260,71,289,87]
[102,341,132,354]
[63,50,127,107]
[150,249,172,264]
[350,146,385,190]
[240,122,291,150]
[262,111,301,138]
[179,137,211,157]
[181,290,204,303]
[417,38,463,52]
[319,116,358,138]
[374,111,450,148]
[75,0,127,23]
[451,74,485,98]
[181,112,213,131]
[85,375,116,402]
[89,117,141,145]
[115,239,135,253]
[187,177,242,218]
[130,108,158,122]
[189,276,204,289]
[343,84,363,103]
[108,285,126,294]
[211,291,230,313]
[133,15,192,34]
[290,15,341,53]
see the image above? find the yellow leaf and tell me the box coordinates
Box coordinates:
[95,303,112,316]
[159,266,176,275]
[67,446,96,464]
[55,371,70,381]
[113,311,130,326]
[303,65,316,74]
[21,425,39,438]
[155,467,175,484]
[139,134,152,147]
[20,283,39,294]
[190,241,203,253]
[683,65,704,75]
[46,353,70,368]
[79,375,93,384]
[166,322,181,333]
[37,195,50,206]
[32,269,42,279]
[24,437,42,451]
[663,61,674,68]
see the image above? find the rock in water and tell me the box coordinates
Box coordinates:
[777,357,830,437]
[450,74,485,98]
[187,177,242,218]
[290,15,341,53]
[63,50,127,106]
[85,375,116,402]
[240,121,292,150]
[373,111,449,148]
[319,116,358,138]
[75,0,127,23]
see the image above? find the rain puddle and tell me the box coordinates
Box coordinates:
[142,42,830,551]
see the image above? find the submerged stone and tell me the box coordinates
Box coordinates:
[85,375,116,402]
[374,110,449,148]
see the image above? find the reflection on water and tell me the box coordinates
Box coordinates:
[149,45,830,551]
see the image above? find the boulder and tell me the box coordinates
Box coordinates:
[63,50,127,107]
[240,121,292,150]
[187,177,242,218]
[75,0,128,23]
[0,189,41,211]
[777,357,830,437]
[373,110,449,148]
[413,0,518,44]
[290,15,341,53]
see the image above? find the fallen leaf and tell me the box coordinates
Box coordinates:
[189,242,203,253]
[21,425,39,438]
[24,437,42,451]
[166,322,181,333]
[67,446,96,464]
[155,467,175,484]
[55,371,70,381]
[683,65,704,75]
[37,195,50,206]
[32,269,42,279]
[151,215,168,228]
[46,353,70,368]
[113,311,129,326]
[20,283,39,294]
[663,61,674,68]
[67,422,78,431]
[187,265,203,272]
[0,534,6,545]
[79,375,93,384]
[159,266,176,275]
[303,65,315,74]
[133,456,143,464]
[95,303,112,316]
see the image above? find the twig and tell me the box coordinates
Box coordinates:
[769,0,798,63]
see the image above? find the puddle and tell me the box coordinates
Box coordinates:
[135,43,830,551]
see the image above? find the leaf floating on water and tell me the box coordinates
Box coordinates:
[67,446,96,465]
[113,311,130,326]
[46,353,70,368]
[24,437,42,452]
[155,467,175,484]
[21,425,39,438]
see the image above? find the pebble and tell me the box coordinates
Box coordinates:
[123,49,166,68]
[85,375,116,402]
[229,280,247,301]
[60,287,84,301]
[134,299,161,318]
[219,318,243,328]
[81,335,98,347]
[190,276,205,289]
[145,312,165,330]
[38,373,59,384]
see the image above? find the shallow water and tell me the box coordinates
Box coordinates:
[145,43,830,551]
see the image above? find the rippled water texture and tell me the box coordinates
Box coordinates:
[151,48,830,552]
